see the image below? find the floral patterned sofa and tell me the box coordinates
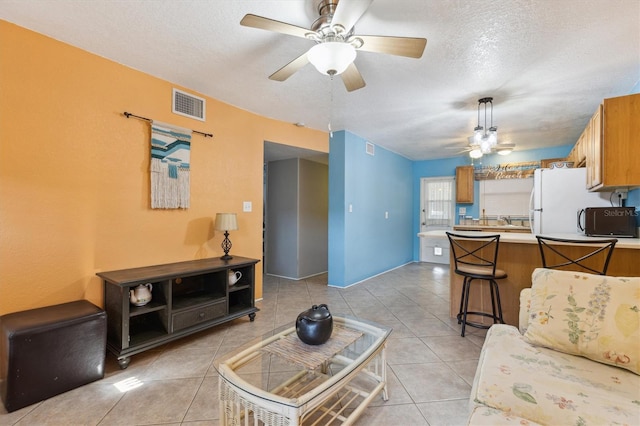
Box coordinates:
[467,268,640,425]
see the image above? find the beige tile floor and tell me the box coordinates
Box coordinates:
[0,262,488,426]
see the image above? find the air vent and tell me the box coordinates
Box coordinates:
[366,141,375,156]
[172,88,205,121]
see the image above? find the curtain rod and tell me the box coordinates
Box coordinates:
[123,112,213,138]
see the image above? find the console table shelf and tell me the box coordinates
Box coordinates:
[128,301,167,317]
[229,284,250,292]
[98,256,259,369]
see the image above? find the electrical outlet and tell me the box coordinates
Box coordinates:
[385,211,389,219]
[614,189,628,200]
[243,201,252,212]
[459,207,466,215]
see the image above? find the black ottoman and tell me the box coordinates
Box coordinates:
[0,300,106,412]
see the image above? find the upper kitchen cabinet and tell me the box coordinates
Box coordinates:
[566,129,587,167]
[586,93,640,191]
[456,166,474,203]
[585,105,601,189]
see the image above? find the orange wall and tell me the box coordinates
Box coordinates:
[0,21,328,315]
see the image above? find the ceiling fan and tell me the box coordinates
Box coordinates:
[240,0,427,92]
[448,138,516,157]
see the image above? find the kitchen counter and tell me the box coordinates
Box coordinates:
[419,230,640,249]
[418,231,640,326]
[452,225,531,233]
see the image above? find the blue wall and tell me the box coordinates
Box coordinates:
[328,131,413,287]
[411,145,573,260]
[327,125,639,285]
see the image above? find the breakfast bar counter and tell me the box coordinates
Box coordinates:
[418,231,640,327]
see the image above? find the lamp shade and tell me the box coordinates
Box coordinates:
[307,42,357,76]
[215,213,238,231]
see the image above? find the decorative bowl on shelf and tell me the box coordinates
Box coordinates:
[549,161,574,169]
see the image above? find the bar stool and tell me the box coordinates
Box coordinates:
[536,236,617,275]
[446,232,507,337]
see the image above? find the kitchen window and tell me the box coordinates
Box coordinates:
[479,178,533,220]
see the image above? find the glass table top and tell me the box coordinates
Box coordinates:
[214,314,392,409]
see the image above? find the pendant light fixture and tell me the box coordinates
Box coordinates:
[468,97,513,158]
[473,97,497,153]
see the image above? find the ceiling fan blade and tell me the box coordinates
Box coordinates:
[331,0,374,33]
[356,35,427,58]
[241,14,312,39]
[341,62,366,92]
[269,52,310,81]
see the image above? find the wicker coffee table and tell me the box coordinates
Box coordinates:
[216,315,391,426]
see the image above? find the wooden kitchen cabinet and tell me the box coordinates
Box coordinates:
[456,166,474,203]
[586,105,602,189]
[566,132,587,167]
[585,93,640,191]
[98,256,259,368]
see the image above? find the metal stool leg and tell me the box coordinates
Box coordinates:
[461,278,474,337]
[489,280,497,323]
[457,277,468,324]
[493,280,504,324]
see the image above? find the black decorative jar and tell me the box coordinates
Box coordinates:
[296,304,333,345]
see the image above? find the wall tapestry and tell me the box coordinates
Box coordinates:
[474,161,540,180]
[150,121,192,209]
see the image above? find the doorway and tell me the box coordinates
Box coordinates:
[263,141,329,280]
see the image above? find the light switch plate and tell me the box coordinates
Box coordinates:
[243,201,252,212]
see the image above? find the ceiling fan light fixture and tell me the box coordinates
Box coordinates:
[496,143,515,155]
[307,41,357,76]
[469,148,483,159]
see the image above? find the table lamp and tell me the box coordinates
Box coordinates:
[215,213,238,260]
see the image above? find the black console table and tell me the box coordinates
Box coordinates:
[98,256,259,368]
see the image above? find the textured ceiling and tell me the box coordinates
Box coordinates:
[1,0,639,160]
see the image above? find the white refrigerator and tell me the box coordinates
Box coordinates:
[529,168,613,234]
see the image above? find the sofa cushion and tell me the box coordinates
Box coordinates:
[468,405,543,425]
[518,288,531,334]
[524,268,640,375]
[470,324,640,425]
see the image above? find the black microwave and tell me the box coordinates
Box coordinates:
[577,207,638,238]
